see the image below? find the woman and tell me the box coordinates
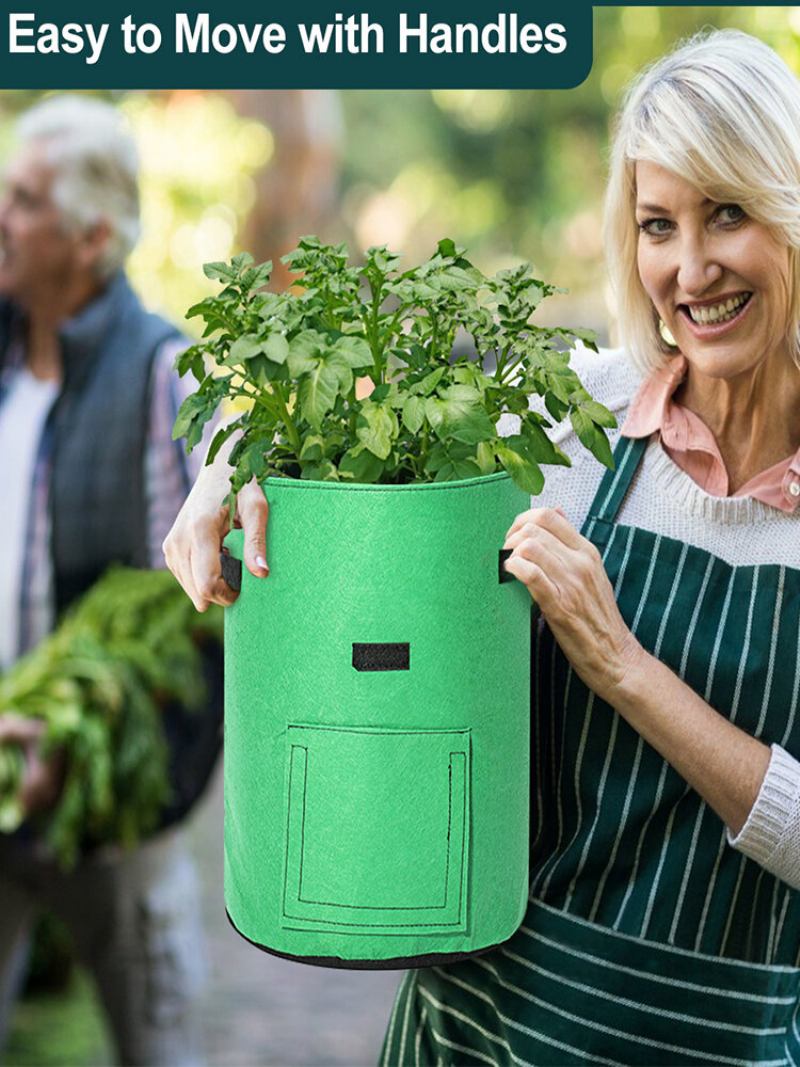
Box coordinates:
[165,28,800,1065]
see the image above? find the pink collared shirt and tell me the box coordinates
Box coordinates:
[620,354,800,513]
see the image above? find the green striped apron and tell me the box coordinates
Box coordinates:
[380,435,800,1066]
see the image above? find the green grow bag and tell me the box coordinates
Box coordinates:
[223,470,531,969]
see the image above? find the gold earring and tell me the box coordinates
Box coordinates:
[659,319,678,348]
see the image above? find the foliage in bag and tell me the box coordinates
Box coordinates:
[172,237,616,503]
[0,568,223,869]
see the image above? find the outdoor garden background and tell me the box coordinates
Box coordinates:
[0,7,795,1065]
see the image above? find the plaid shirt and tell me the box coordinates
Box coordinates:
[0,328,207,665]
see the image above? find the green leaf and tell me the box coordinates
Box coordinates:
[402,395,426,434]
[570,327,599,352]
[425,438,483,481]
[580,400,618,430]
[206,420,242,465]
[520,419,572,467]
[240,262,272,291]
[225,334,263,365]
[298,362,341,430]
[299,435,325,461]
[424,396,446,434]
[263,333,289,364]
[547,372,573,405]
[357,402,397,459]
[496,444,545,495]
[414,367,446,396]
[185,297,227,326]
[248,353,288,387]
[332,335,373,369]
[174,345,206,383]
[301,459,339,481]
[426,386,494,445]
[432,457,482,482]
[544,392,569,422]
[439,383,482,404]
[475,440,496,474]
[231,252,255,274]
[447,408,496,445]
[203,261,237,282]
[180,237,612,493]
[287,330,325,376]
[570,410,615,471]
[339,443,385,483]
[171,392,216,451]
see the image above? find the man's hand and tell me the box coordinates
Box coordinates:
[0,714,65,816]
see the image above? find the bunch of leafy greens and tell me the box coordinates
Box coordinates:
[173,237,616,502]
[0,569,222,869]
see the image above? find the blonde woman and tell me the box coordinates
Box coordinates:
[165,27,800,1065]
[378,28,800,1064]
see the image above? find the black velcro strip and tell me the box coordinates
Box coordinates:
[499,548,514,583]
[352,643,410,672]
[220,552,242,592]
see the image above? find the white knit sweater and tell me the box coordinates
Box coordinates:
[499,344,800,892]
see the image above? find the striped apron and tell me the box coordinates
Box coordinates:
[380,435,800,1066]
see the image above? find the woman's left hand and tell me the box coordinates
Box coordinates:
[503,507,646,704]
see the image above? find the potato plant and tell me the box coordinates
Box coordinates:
[173,237,616,505]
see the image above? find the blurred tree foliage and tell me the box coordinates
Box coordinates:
[0,7,796,341]
[339,7,800,333]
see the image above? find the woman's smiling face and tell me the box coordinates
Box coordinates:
[635,160,793,380]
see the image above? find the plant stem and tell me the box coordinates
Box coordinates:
[419,424,430,470]
[273,386,303,455]
[365,270,385,380]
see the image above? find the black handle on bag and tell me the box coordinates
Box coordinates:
[498,548,514,584]
[220,551,242,592]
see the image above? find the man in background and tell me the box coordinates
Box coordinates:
[0,94,218,1066]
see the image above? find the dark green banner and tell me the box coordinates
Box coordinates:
[0,3,593,89]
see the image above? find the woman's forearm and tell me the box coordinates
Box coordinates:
[610,648,772,836]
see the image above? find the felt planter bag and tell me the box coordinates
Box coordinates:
[222,470,531,969]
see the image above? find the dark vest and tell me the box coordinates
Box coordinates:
[0,273,181,612]
[54,274,181,612]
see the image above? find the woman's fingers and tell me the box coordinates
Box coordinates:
[238,479,270,578]
[190,516,239,610]
[504,520,572,562]
[163,507,219,612]
[164,473,272,610]
[503,523,565,608]
[503,552,559,606]
[505,506,583,551]
[502,505,606,619]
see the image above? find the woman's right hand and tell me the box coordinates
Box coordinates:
[163,468,270,613]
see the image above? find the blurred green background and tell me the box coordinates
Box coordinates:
[1,6,798,1066]
[1,7,796,350]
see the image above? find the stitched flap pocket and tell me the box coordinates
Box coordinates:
[281,724,471,937]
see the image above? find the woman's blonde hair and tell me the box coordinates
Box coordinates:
[603,28,800,373]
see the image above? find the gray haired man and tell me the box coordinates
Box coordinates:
[0,95,217,1066]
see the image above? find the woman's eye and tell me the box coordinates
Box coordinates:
[717,203,746,225]
[638,218,672,236]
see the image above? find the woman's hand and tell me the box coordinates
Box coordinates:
[503,506,646,703]
[0,715,65,815]
[163,466,270,613]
